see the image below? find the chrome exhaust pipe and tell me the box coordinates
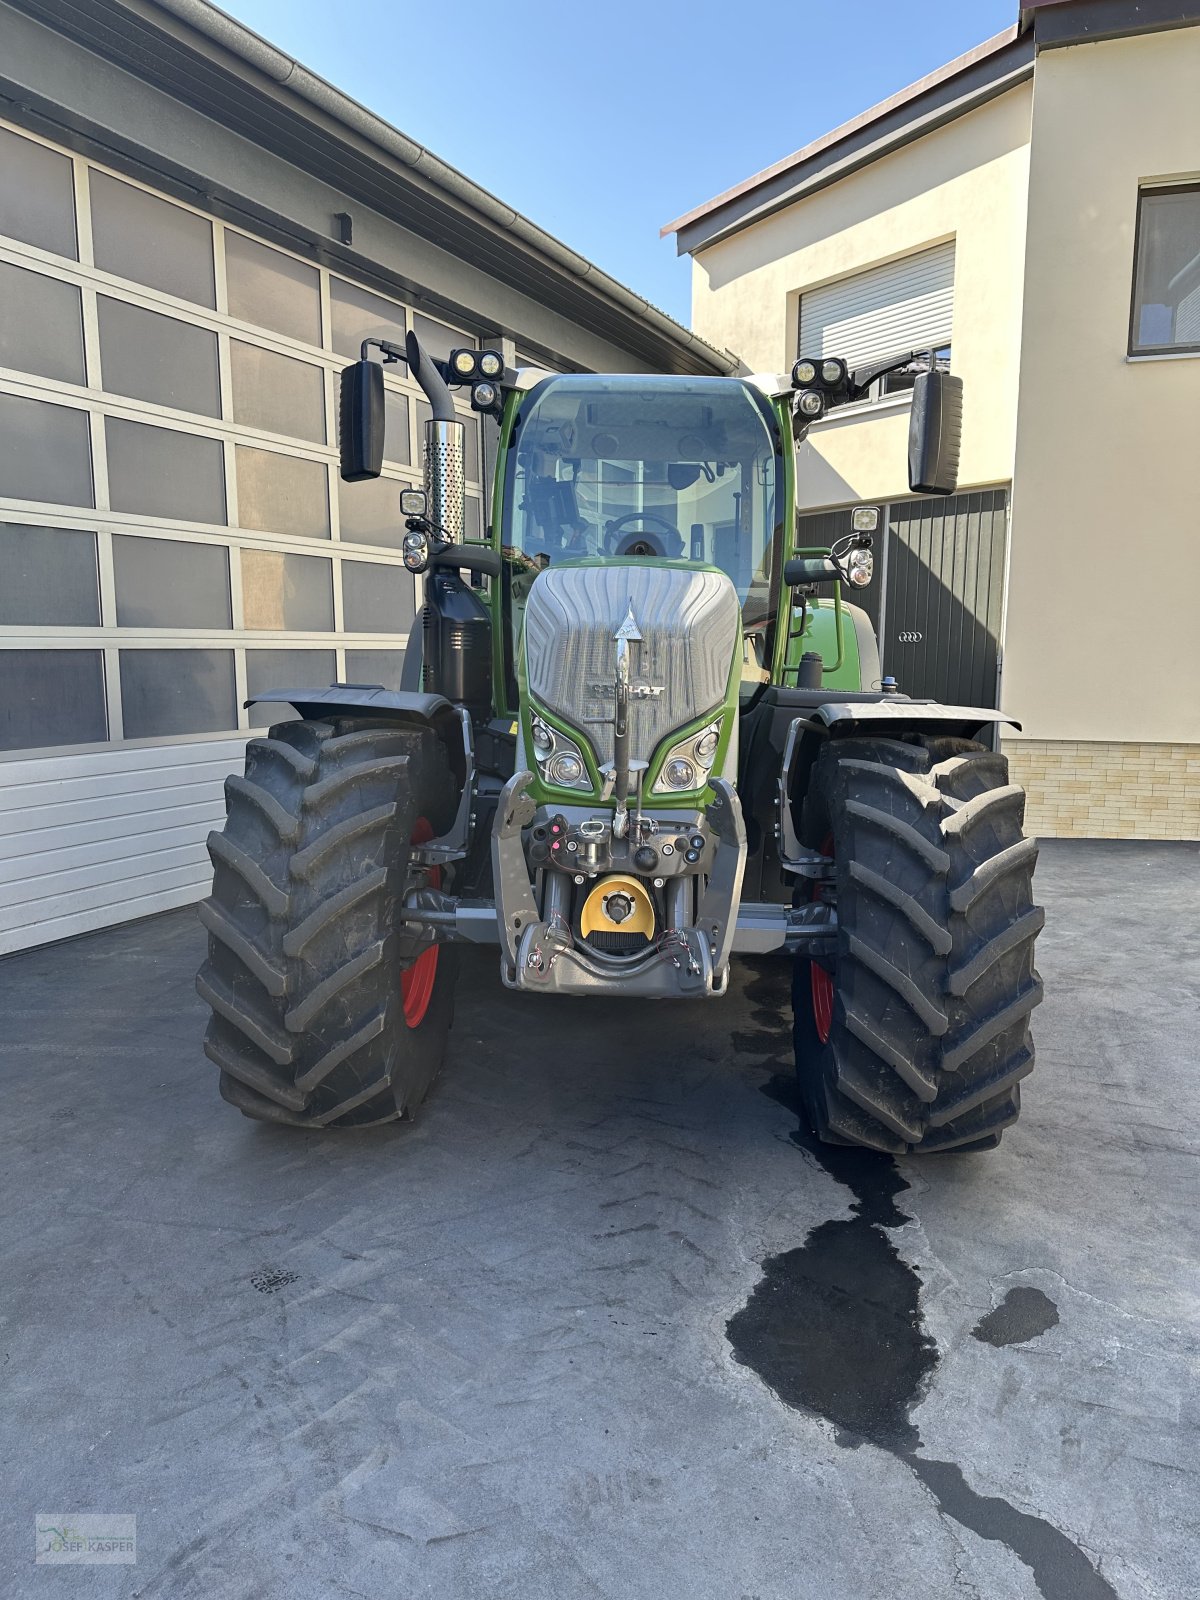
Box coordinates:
[424,418,466,543]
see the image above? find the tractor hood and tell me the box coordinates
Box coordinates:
[520,558,741,800]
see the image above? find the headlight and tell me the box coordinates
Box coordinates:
[548,752,585,786]
[477,350,504,378]
[820,357,847,387]
[402,531,428,572]
[845,548,874,588]
[529,713,591,790]
[793,357,817,386]
[651,717,723,795]
[450,349,477,378]
[796,389,825,418]
[663,757,697,789]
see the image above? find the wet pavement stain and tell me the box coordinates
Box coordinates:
[729,1075,934,1452]
[730,964,1117,1600]
[972,1286,1060,1348]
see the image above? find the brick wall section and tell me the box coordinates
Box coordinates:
[1002,740,1200,840]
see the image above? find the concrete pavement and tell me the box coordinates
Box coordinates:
[1,840,1196,1598]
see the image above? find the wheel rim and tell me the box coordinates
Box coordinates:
[810,831,835,1045]
[401,817,440,1029]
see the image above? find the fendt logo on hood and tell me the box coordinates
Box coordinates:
[585,681,665,699]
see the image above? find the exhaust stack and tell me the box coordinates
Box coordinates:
[406,330,465,543]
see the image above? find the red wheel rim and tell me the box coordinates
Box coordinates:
[810,962,834,1044]
[401,817,440,1029]
[810,832,834,1044]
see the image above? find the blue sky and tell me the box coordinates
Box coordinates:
[215,0,1016,323]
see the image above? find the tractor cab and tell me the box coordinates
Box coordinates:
[498,371,785,698]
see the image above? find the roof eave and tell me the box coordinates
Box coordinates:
[664,26,1032,256]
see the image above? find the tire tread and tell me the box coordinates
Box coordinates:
[794,735,1043,1154]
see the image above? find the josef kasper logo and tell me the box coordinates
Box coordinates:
[36,1514,137,1564]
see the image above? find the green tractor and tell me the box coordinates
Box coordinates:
[196,334,1043,1152]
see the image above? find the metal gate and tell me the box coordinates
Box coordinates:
[796,487,1009,706]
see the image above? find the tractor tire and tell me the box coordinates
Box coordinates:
[196,716,459,1129]
[792,735,1044,1154]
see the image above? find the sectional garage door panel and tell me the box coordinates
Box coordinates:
[796,487,1008,710]
[884,489,1007,709]
[0,735,249,955]
[798,243,956,367]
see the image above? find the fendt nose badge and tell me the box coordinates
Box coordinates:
[614,599,642,645]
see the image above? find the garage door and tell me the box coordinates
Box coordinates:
[795,487,1008,707]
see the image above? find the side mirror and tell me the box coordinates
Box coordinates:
[339,359,385,482]
[908,369,963,495]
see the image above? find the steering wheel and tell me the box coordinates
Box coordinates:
[604,511,683,557]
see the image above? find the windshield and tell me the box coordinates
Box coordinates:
[501,374,784,698]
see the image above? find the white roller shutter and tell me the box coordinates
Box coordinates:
[798,243,955,368]
[0,736,249,955]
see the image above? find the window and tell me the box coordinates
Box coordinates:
[344,649,405,691]
[0,393,93,507]
[880,344,952,397]
[234,445,329,540]
[107,418,226,525]
[341,560,414,634]
[412,313,474,364]
[0,121,434,761]
[119,649,236,737]
[230,341,325,443]
[97,296,220,417]
[225,231,321,347]
[240,549,334,631]
[246,649,337,726]
[90,172,215,308]
[1131,184,1200,355]
[330,277,406,360]
[0,525,99,626]
[112,535,231,629]
[798,242,955,399]
[0,264,85,385]
[235,446,328,539]
[0,125,77,259]
[0,650,107,751]
[338,474,409,549]
[383,390,411,465]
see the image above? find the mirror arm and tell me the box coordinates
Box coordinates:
[846,348,934,403]
[359,336,407,365]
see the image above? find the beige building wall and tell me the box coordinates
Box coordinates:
[690,83,1032,510]
[1004,26,1200,839]
[688,32,1200,840]
[1007,27,1200,747]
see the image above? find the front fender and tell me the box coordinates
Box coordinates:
[777,699,1021,872]
[811,700,1020,738]
[246,685,468,784]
